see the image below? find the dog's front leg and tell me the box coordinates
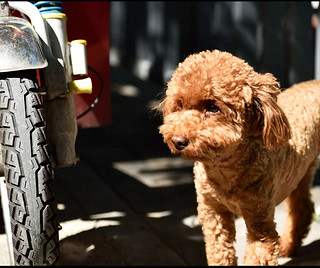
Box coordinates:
[197,195,237,266]
[242,206,280,266]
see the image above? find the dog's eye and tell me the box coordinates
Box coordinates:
[179,102,183,110]
[206,104,221,114]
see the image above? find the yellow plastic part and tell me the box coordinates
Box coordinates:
[71,39,87,46]
[68,78,92,94]
[41,13,67,20]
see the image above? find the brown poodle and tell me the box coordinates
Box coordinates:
[157,50,319,265]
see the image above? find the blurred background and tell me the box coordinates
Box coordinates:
[110,1,316,89]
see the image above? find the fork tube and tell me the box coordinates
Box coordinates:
[33,1,72,83]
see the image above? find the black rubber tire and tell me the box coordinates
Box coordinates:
[0,70,59,265]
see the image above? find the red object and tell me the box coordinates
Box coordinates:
[63,1,111,127]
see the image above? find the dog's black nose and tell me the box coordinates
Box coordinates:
[171,135,189,150]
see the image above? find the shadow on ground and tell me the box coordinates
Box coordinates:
[54,66,207,265]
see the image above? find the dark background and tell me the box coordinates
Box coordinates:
[110,1,316,89]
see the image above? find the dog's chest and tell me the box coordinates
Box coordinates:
[193,162,243,215]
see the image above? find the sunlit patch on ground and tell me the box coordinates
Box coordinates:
[113,157,194,188]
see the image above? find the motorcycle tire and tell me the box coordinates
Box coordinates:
[0,70,59,265]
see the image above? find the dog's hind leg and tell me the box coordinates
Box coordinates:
[279,157,318,257]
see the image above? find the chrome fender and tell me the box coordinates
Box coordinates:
[0,16,47,72]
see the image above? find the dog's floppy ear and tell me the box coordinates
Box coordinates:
[250,73,292,149]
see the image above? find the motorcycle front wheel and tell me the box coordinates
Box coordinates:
[0,70,59,265]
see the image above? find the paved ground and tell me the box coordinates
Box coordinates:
[0,66,320,265]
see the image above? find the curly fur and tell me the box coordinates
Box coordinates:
[158,50,319,265]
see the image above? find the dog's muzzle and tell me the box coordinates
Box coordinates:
[171,135,189,150]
